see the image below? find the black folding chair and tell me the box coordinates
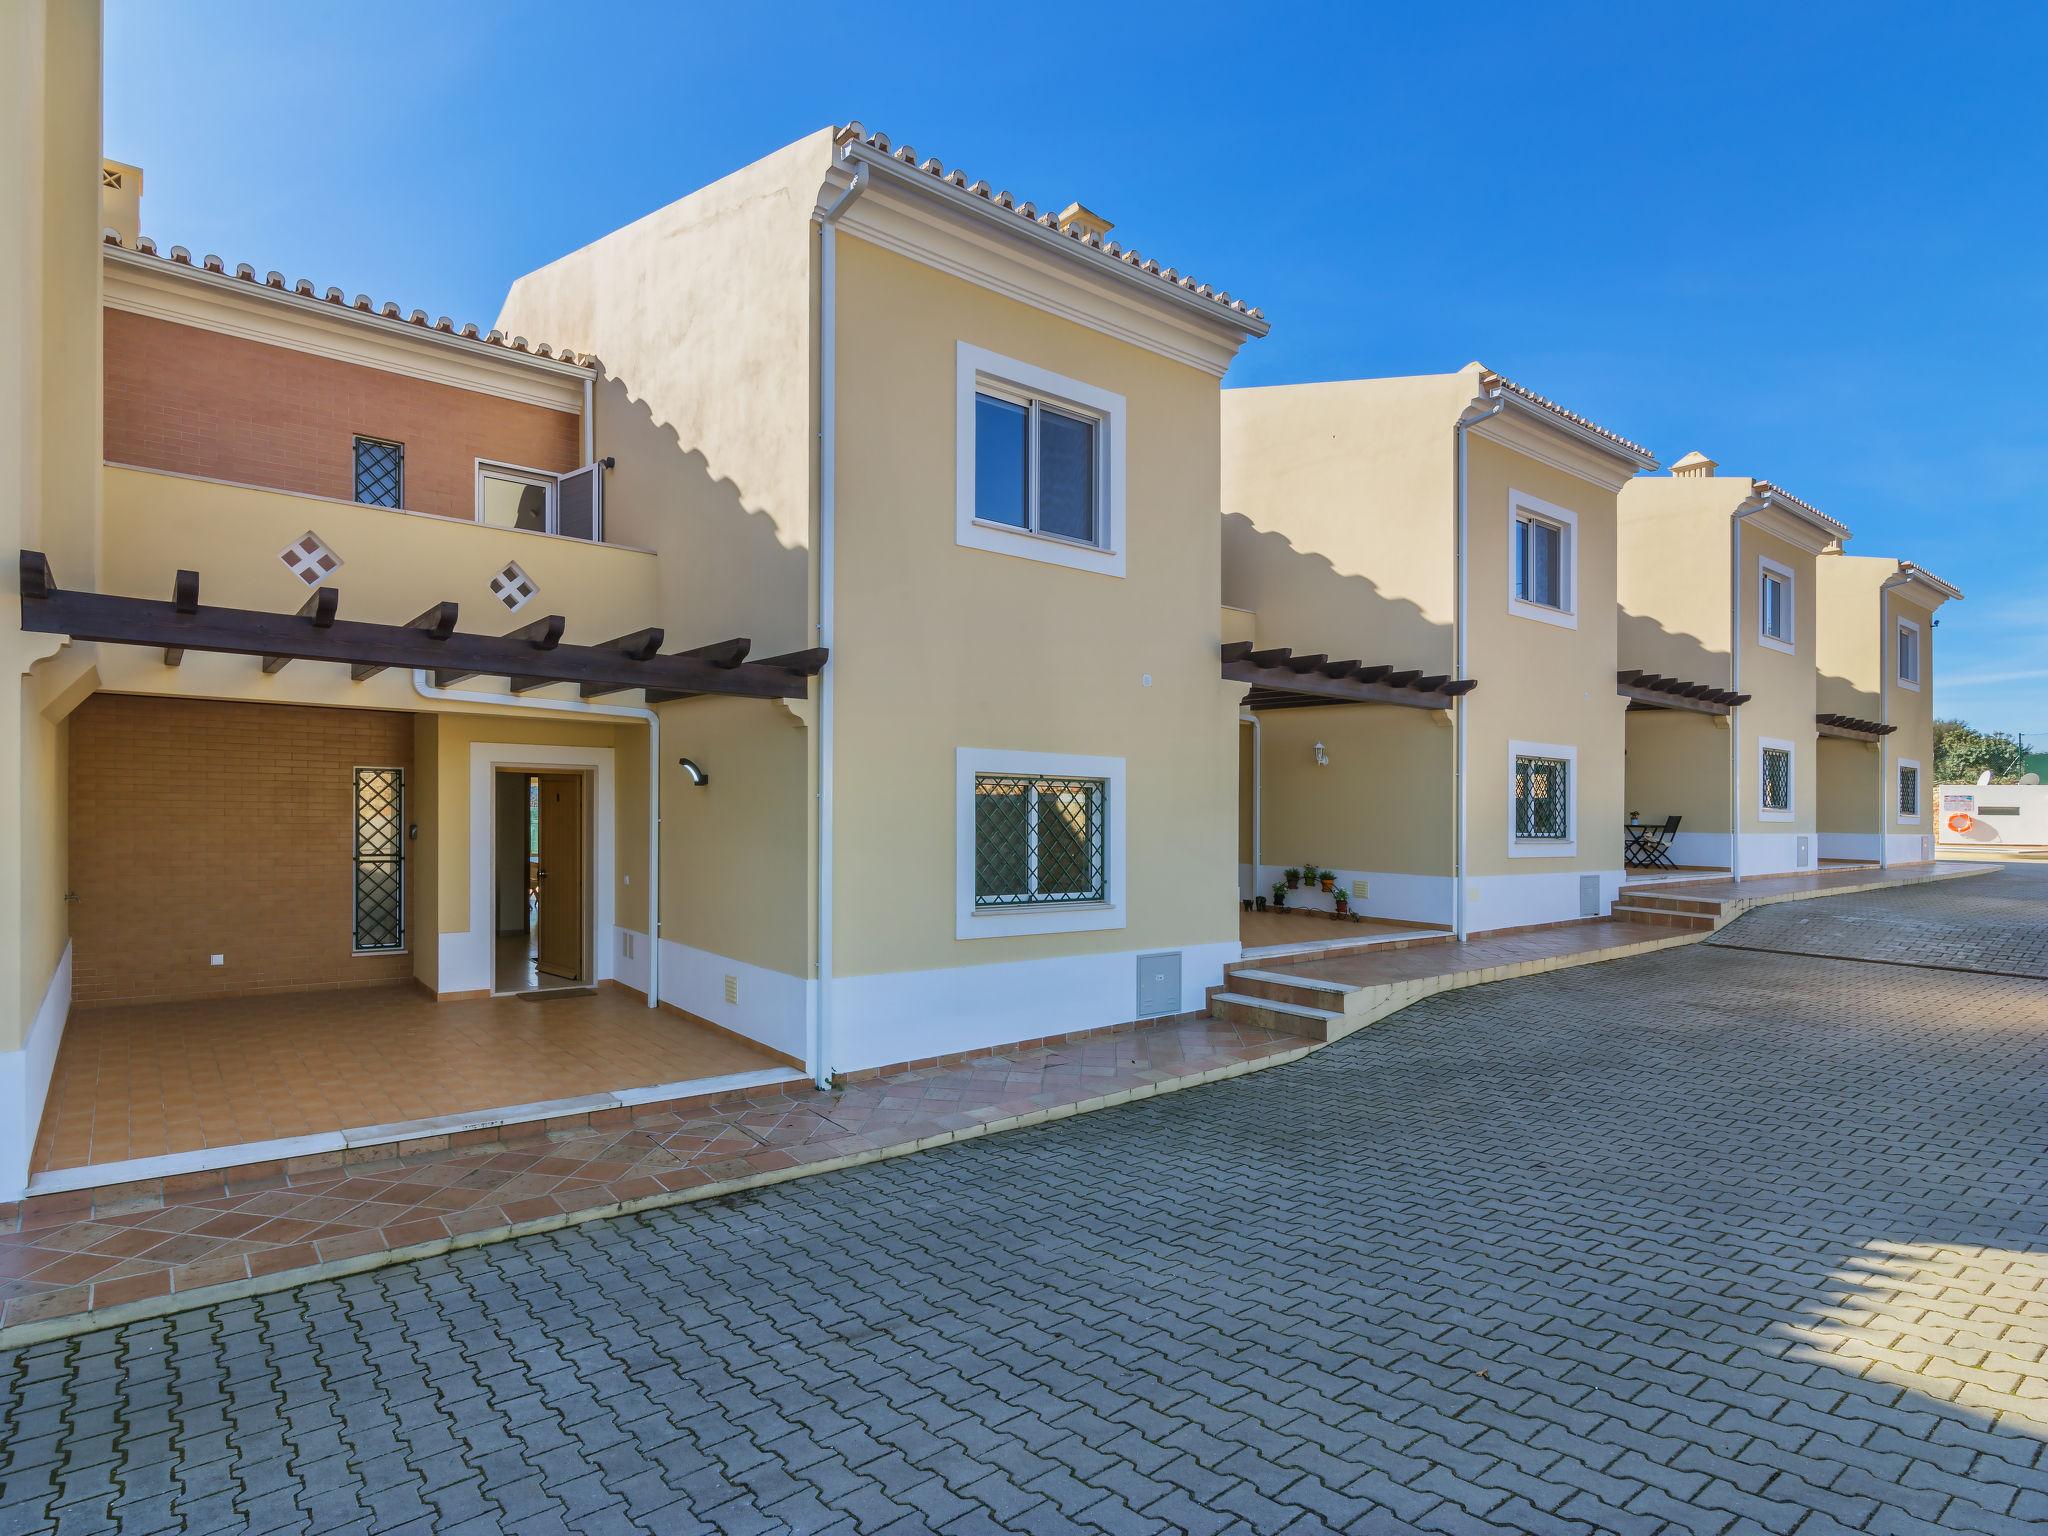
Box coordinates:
[1644,814,1681,869]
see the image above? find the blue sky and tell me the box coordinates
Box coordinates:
[106,2,2046,739]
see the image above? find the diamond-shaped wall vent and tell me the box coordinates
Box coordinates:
[489,561,537,613]
[279,530,342,586]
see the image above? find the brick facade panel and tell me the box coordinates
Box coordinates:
[68,695,417,1005]
[103,309,581,520]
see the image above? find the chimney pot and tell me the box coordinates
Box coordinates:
[1671,450,1718,478]
[1058,201,1115,242]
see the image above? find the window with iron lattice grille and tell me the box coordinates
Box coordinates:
[1513,756,1570,841]
[1898,763,1920,818]
[353,767,405,952]
[1761,746,1792,813]
[353,436,403,509]
[973,775,1107,906]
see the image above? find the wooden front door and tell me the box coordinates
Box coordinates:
[535,773,584,980]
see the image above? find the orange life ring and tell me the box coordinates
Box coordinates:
[1948,812,1974,834]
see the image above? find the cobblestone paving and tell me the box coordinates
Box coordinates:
[1710,861,2048,978]
[4,879,2046,1534]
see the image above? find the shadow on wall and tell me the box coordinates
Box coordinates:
[1221,514,1451,668]
[599,372,811,658]
[1617,604,1732,688]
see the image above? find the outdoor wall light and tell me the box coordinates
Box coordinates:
[1313,741,1329,767]
[678,757,709,787]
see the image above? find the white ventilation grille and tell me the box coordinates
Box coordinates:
[279,530,342,587]
[489,561,537,613]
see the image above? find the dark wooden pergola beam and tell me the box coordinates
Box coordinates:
[436,613,566,687]
[165,569,198,666]
[17,554,823,702]
[263,586,339,674]
[1225,648,1473,711]
[1816,712,1895,742]
[1618,680,1730,716]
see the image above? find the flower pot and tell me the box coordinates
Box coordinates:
[1285,872,1300,889]
[1254,896,1268,911]
[1320,876,1335,893]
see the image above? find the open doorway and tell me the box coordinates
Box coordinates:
[494,769,589,995]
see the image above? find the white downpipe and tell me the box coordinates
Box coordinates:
[1453,398,1502,941]
[581,374,594,464]
[1876,573,1911,869]
[411,671,660,1008]
[1728,502,1772,882]
[812,160,869,1090]
[1239,710,1261,904]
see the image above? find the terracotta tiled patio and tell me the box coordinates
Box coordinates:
[0,1016,1303,1340]
[33,984,790,1176]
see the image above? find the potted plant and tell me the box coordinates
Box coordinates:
[1284,867,1301,890]
[1333,884,1351,917]
[1300,862,1318,888]
[1319,867,1337,893]
[1254,894,1268,911]
[1271,880,1288,909]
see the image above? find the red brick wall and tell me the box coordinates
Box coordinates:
[103,309,581,520]
[68,695,418,1005]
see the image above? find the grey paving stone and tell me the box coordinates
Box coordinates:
[5,866,2046,1536]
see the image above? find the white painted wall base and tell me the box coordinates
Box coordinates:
[0,942,72,1203]
[1655,830,1732,870]
[1734,831,1815,878]
[1465,869,1625,932]
[1818,832,1881,862]
[1885,832,1935,865]
[1252,864,1453,926]
[830,939,1239,1077]
[645,932,810,1065]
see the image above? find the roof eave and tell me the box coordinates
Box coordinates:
[1489,388,1658,472]
[836,139,1270,343]
[101,243,598,380]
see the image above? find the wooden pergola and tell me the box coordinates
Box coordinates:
[1616,668,1749,716]
[1816,712,1896,742]
[1223,641,1475,710]
[18,552,826,703]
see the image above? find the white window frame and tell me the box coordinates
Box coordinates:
[476,458,560,532]
[1896,757,1923,823]
[1757,736,1796,821]
[956,747,1126,938]
[1757,555,1796,655]
[955,342,1125,578]
[1507,739,1578,858]
[1506,490,1578,630]
[1896,616,1922,691]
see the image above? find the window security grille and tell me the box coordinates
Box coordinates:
[1762,748,1792,812]
[974,774,1107,906]
[353,767,405,952]
[1898,765,1920,817]
[354,436,403,508]
[1514,757,1570,840]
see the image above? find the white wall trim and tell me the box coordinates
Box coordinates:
[1508,739,1579,858]
[1757,736,1797,821]
[105,248,588,413]
[956,747,1127,939]
[1505,488,1579,630]
[1254,865,1454,927]
[954,342,1126,578]
[1819,831,1881,862]
[610,928,810,1065]
[1896,615,1923,691]
[1466,870,1625,932]
[1896,756,1923,823]
[458,743,616,995]
[1757,553,1797,655]
[0,943,73,1203]
[831,940,1238,1076]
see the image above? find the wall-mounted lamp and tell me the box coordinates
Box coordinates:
[678,757,709,787]
[1312,741,1329,767]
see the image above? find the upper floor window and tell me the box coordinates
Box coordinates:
[1758,557,1794,653]
[354,436,403,509]
[1507,491,1577,629]
[475,460,604,542]
[955,342,1125,577]
[1896,617,1922,690]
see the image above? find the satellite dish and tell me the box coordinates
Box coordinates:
[1978,769,1994,785]
[2023,772,2042,786]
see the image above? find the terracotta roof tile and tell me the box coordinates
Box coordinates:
[102,231,596,369]
[835,121,1263,324]
[1478,370,1655,464]
[1752,479,1851,540]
